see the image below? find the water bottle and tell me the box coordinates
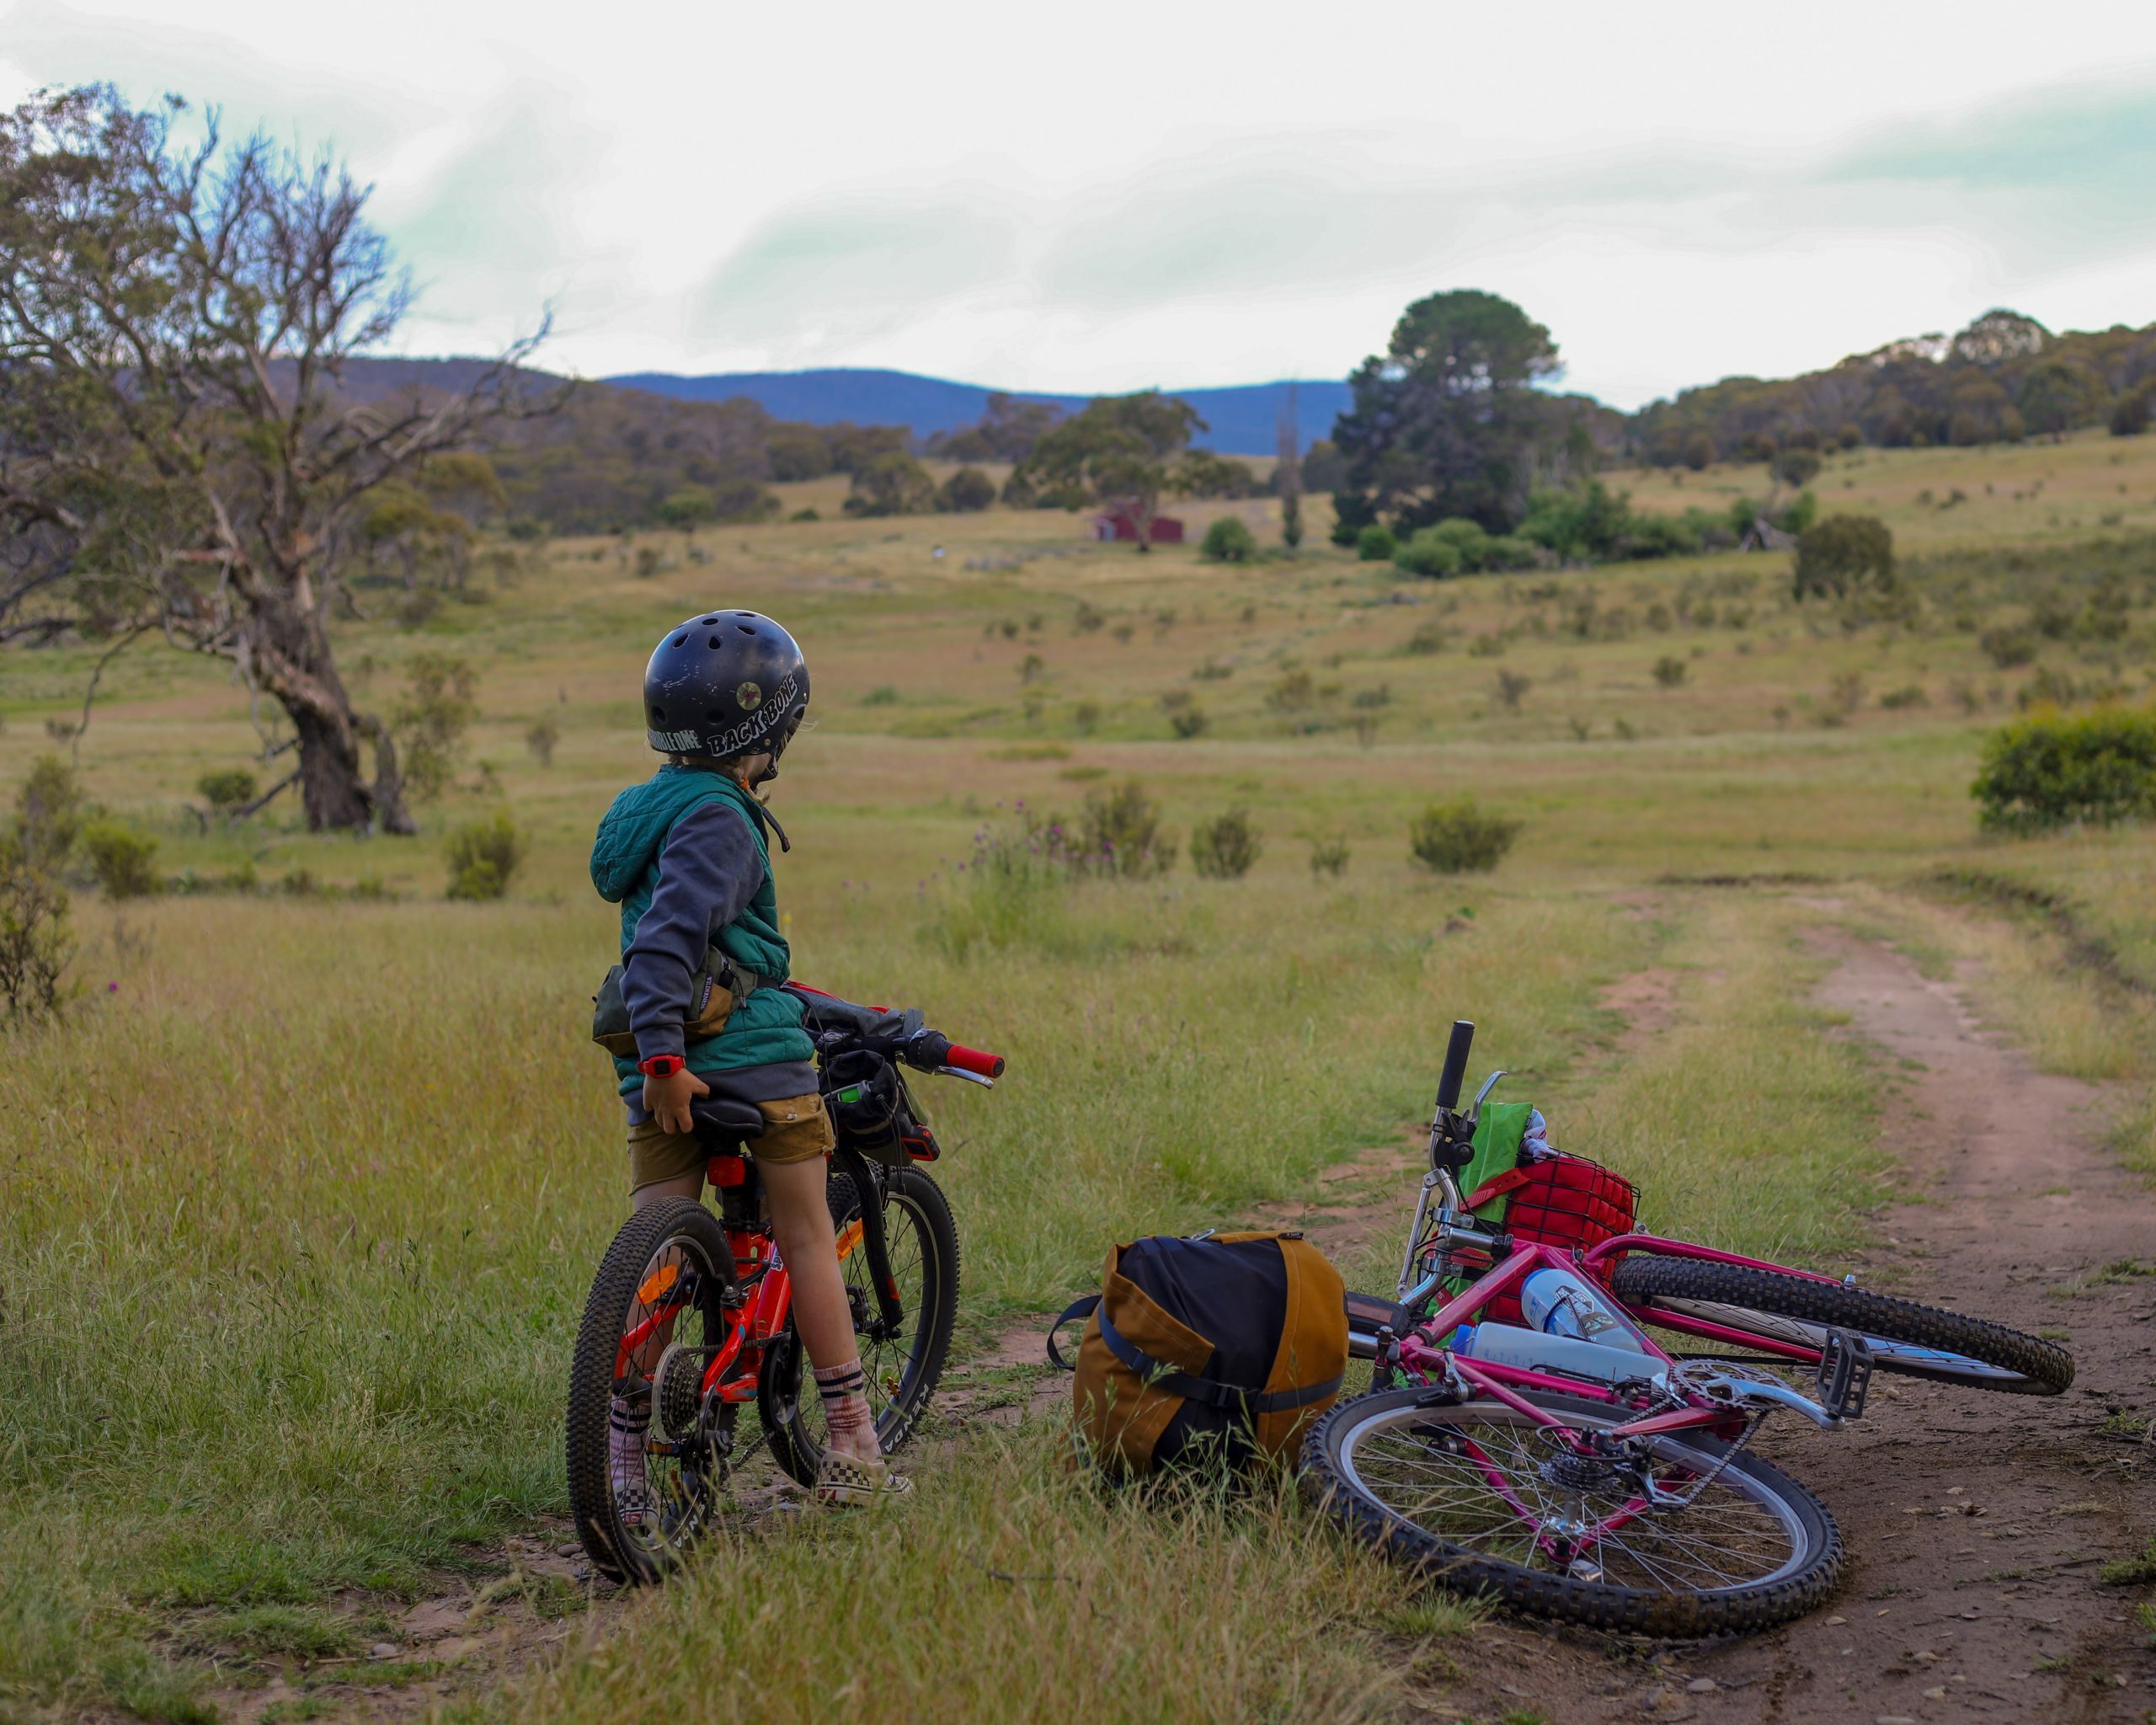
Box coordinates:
[1450,1322,1669,1392]
[1519,1266,1651,1354]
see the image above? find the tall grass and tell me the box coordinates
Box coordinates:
[448,1433,1439,1725]
[0,875,1638,1714]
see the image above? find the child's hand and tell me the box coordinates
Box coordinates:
[643,1065,712,1135]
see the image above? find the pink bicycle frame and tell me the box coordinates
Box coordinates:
[1389,1240,1750,1450]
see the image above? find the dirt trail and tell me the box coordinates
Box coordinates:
[1448,930,2156,1725]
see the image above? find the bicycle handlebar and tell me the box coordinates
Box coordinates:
[1435,1020,1475,1113]
[897,1028,1007,1080]
[943,1043,1006,1079]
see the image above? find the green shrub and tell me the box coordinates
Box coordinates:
[937,467,996,513]
[0,767,78,1024]
[1408,799,1522,873]
[13,755,81,874]
[1652,655,1688,689]
[1169,705,1209,740]
[1355,524,1396,562]
[1392,531,1463,579]
[196,768,258,815]
[1199,517,1259,563]
[1308,835,1351,879]
[1979,624,2037,669]
[1405,621,1446,656]
[1773,448,1822,489]
[1792,515,1894,600]
[81,821,161,900]
[1078,780,1176,878]
[1190,808,1262,879]
[658,484,718,529]
[1972,706,2156,833]
[445,809,526,900]
[1619,514,1700,560]
[524,714,561,766]
[392,654,478,803]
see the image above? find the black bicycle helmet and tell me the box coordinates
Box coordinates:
[643,610,810,773]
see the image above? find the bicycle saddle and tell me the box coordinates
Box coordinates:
[689,1095,765,1141]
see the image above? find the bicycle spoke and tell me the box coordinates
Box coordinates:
[1338,1402,1805,1594]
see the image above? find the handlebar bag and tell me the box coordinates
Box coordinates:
[1048,1231,1346,1477]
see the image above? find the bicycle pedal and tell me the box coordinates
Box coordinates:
[1814,1328,1873,1420]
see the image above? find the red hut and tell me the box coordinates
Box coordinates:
[1090,505,1184,544]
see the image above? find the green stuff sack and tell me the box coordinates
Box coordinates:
[1458,1101,1534,1229]
[1047,1231,1348,1477]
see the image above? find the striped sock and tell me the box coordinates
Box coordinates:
[609,1395,651,1503]
[813,1360,874,1439]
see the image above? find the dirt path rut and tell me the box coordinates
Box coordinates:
[1455,931,2156,1725]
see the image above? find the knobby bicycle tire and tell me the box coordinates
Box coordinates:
[1301,1387,1843,1637]
[566,1197,737,1584]
[1611,1255,2073,1396]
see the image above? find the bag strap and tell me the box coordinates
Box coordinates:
[1045,1296,1098,1371]
[1094,1302,1340,1415]
[1463,1164,1540,1211]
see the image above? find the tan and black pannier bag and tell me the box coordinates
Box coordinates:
[1048,1230,1348,1476]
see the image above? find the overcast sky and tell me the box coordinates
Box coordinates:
[4,0,2153,409]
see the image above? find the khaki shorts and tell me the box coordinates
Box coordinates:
[626,1092,835,1193]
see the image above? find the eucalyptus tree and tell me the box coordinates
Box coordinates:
[0,85,551,830]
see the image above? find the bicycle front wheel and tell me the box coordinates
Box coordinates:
[1610,1255,2073,1396]
[759,1163,960,1488]
[1302,1387,1843,1636]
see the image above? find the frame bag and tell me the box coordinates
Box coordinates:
[1049,1231,1347,1477]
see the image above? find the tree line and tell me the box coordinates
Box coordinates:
[1631,308,2156,465]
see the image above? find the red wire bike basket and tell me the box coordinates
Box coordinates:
[1466,1153,1640,1255]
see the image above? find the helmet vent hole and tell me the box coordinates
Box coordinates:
[700,616,719,625]
[648,704,665,724]
[670,633,688,649]
[737,622,756,635]
[707,634,721,649]
[705,709,728,724]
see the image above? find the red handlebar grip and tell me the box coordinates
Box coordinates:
[947,1044,1006,1079]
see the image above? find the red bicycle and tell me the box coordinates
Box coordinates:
[1305,1020,2071,1636]
[565,990,1004,1583]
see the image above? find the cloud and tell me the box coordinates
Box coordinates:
[8,3,2156,404]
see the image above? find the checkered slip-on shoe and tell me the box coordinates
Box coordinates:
[814,1449,915,1508]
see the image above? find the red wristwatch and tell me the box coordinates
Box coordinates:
[638,1054,685,1079]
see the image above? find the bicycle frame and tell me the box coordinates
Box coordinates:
[1377,1156,1849,1448]
[611,1154,880,1413]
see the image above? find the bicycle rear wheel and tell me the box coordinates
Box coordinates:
[1302,1386,1842,1636]
[1610,1256,2073,1396]
[759,1163,960,1488]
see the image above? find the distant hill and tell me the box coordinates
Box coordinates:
[600,367,1353,456]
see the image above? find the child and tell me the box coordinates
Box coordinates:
[589,609,908,1507]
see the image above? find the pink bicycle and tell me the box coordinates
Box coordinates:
[1304,1020,2072,1636]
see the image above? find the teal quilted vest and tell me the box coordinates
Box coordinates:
[590,765,814,1095]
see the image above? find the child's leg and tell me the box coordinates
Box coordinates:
[760,1154,882,1464]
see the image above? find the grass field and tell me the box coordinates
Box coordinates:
[2,431,2153,1723]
